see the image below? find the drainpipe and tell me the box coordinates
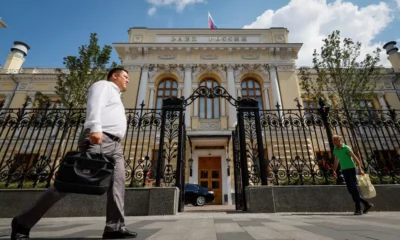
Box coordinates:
[6,74,19,108]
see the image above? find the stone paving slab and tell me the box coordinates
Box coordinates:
[0,212,400,239]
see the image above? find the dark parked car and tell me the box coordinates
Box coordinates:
[184,183,215,206]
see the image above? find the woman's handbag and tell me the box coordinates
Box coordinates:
[54,145,115,195]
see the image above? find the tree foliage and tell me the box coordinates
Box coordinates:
[35,33,120,108]
[299,30,384,112]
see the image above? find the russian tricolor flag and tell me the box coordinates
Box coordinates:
[208,12,217,29]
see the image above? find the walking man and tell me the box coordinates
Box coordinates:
[332,135,374,215]
[11,68,137,239]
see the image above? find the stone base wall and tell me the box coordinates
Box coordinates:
[0,187,179,218]
[245,185,400,213]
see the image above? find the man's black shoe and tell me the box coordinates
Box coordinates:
[354,209,362,215]
[11,218,30,240]
[363,203,374,214]
[102,228,137,239]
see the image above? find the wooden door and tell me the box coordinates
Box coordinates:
[198,157,222,204]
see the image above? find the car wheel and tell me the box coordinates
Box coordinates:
[196,196,206,206]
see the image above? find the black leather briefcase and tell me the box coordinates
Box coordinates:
[54,149,115,195]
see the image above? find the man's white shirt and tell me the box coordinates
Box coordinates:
[84,80,127,139]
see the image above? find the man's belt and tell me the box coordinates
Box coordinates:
[103,132,121,142]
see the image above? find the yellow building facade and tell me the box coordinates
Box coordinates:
[1,29,399,205]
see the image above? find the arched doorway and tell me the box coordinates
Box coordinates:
[155,86,268,212]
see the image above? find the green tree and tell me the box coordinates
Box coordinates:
[299,30,384,112]
[35,33,120,107]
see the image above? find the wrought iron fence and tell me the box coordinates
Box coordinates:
[0,102,176,189]
[246,100,400,186]
[1,97,400,189]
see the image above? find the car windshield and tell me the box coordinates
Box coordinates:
[185,184,199,190]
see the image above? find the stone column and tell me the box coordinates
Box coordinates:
[184,65,192,128]
[2,92,13,109]
[270,66,282,109]
[263,84,271,110]
[178,86,182,98]
[136,65,149,108]
[227,64,237,127]
[378,93,388,110]
[148,87,155,108]
[236,84,242,98]
[26,93,36,109]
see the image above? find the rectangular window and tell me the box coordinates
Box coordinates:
[360,99,378,119]
[303,99,318,109]
[302,99,319,119]
[360,100,374,110]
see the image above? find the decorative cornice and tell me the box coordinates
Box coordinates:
[176,66,184,79]
[200,55,218,60]
[383,81,394,89]
[148,64,185,82]
[141,64,150,71]
[233,64,269,82]
[192,64,225,82]
[241,55,260,60]
[227,64,234,72]
[276,65,295,72]
[184,64,193,71]
[157,54,176,60]
[377,92,385,98]
[125,65,141,72]
[148,65,159,81]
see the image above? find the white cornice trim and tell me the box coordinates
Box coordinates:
[114,43,302,47]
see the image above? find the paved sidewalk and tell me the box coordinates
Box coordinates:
[1,211,400,239]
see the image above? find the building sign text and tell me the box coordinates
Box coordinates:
[156,35,261,43]
[171,36,247,42]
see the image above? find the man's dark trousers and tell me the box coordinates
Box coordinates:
[13,129,126,232]
[342,168,369,210]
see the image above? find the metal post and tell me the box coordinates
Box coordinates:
[318,98,344,185]
[237,100,250,211]
[155,108,167,187]
[254,109,268,185]
[175,106,184,212]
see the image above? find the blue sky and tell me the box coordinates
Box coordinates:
[0,0,399,68]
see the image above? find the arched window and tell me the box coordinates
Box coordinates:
[156,79,178,109]
[241,79,263,109]
[199,79,220,119]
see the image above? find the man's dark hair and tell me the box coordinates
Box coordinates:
[107,68,128,80]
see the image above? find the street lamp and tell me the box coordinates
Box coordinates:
[188,158,193,177]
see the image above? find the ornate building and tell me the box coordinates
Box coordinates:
[1,28,399,206]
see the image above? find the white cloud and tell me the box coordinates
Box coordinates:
[397,0,400,8]
[244,0,394,67]
[148,7,157,16]
[147,0,205,15]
